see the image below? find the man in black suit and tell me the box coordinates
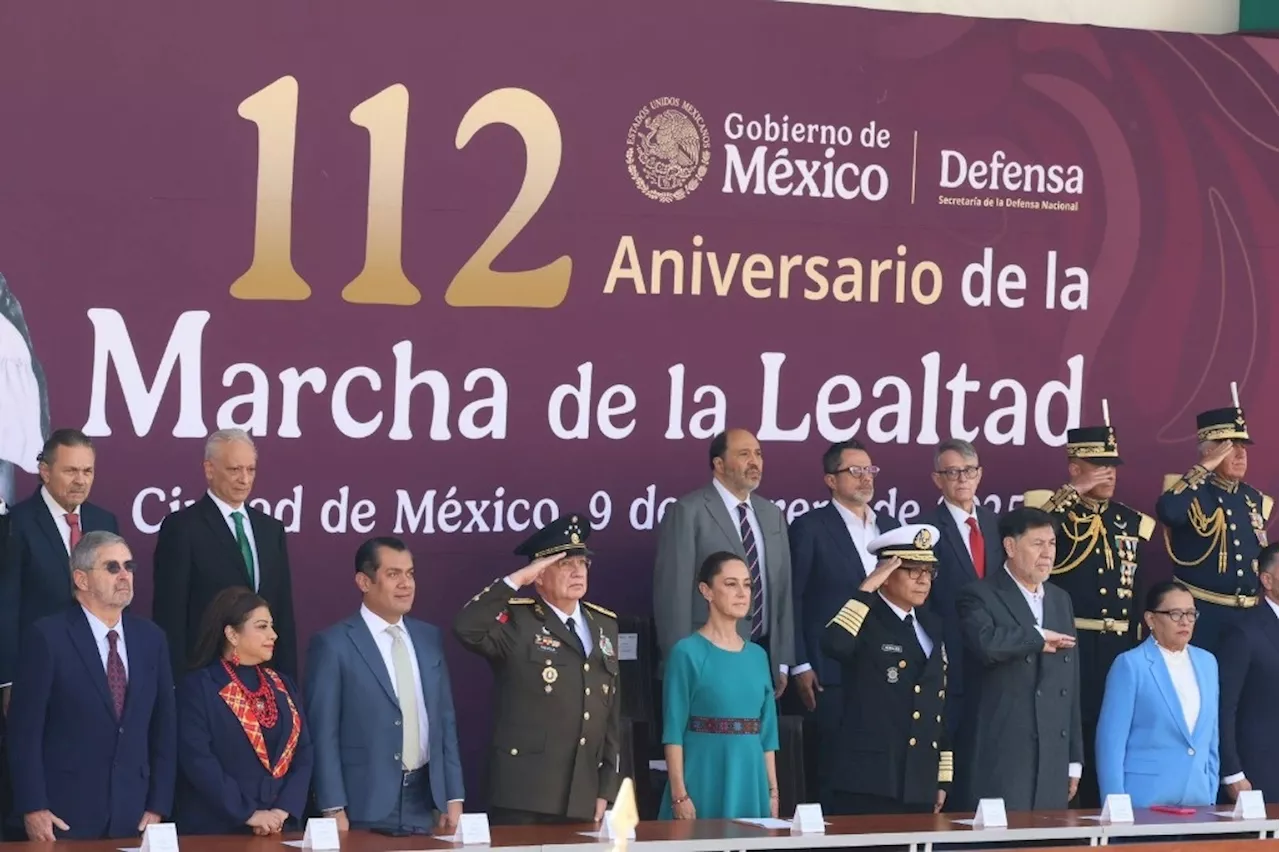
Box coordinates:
[0,429,119,692]
[925,439,1002,741]
[152,428,297,677]
[789,439,899,801]
[820,523,951,815]
[1218,543,1278,803]
[956,507,1083,812]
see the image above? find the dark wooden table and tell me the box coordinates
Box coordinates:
[0,806,1274,852]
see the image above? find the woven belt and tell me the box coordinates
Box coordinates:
[1075,617,1129,635]
[1176,578,1258,609]
[688,716,761,735]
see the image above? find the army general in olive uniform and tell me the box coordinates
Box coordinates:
[1157,402,1274,653]
[453,514,622,825]
[820,524,952,816]
[1024,422,1153,809]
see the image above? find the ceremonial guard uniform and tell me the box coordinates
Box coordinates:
[453,515,622,824]
[820,525,951,815]
[1024,424,1152,809]
[1157,406,1273,652]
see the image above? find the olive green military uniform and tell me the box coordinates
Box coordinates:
[453,515,622,824]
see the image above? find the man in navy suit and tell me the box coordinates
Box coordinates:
[789,440,900,802]
[925,439,1002,739]
[1218,543,1278,803]
[305,536,465,834]
[0,428,119,692]
[7,531,176,840]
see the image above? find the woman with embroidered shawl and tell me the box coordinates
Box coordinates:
[174,586,314,835]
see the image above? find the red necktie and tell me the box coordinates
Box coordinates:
[65,513,81,551]
[106,629,127,718]
[966,517,986,578]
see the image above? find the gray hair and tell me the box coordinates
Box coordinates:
[934,439,978,471]
[70,530,129,575]
[205,428,256,461]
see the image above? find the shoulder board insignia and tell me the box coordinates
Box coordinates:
[1022,489,1053,509]
[1137,512,1156,542]
[1162,473,1181,493]
[583,601,617,619]
[508,598,535,605]
[1263,495,1274,521]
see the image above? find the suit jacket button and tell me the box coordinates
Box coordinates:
[1025,656,1033,663]
[914,686,921,694]
[511,748,519,756]
[1188,747,1195,756]
[580,738,586,746]
[1060,689,1067,697]
[585,688,591,696]
[583,663,591,672]
[1060,731,1066,738]
[913,711,920,720]
[909,738,917,746]
[395,720,402,726]
[394,753,401,760]
[584,712,590,720]
[1035,689,1042,697]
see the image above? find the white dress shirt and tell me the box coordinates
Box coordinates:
[359,604,430,769]
[1003,563,1082,780]
[207,490,259,590]
[82,605,128,677]
[1156,643,1200,733]
[40,485,79,554]
[879,594,934,658]
[1268,597,1280,618]
[831,498,881,576]
[944,499,979,562]
[544,600,593,655]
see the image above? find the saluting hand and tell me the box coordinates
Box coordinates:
[1069,465,1113,495]
[506,553,567,589]
[858,557,902,594]
[1200,440,1235,472]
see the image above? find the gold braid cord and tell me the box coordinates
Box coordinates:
[1052,510,1113,576]
[1163,499,1228,574]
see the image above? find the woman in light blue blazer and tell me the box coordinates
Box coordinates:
[1096,581,1219,807]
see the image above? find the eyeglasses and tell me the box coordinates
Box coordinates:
[1152,608,1199,623]
[101,560,137,575]
[936,466,982,481]
[900,565,938,580]
[835,465,880,478]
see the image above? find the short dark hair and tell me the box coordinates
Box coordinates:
[708,432,729,469]
[189,586,270,670]
[38,428,94,466]
[355,536,410,580]
[1145,580,1192,613]
[1260,543,1278,575]
[998,506,1059,541]
[822,440,866,475]
[698,551,744,587]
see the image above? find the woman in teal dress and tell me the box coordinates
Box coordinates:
[660,551,780,820]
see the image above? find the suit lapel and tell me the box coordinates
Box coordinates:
[346,615,399,707]
[1189,647,1213,741]
[992,568,1041,632]
[199,496,251,583]
[66,606,119,720]
[32,491,69,559]
[750,494,782,584]
[406,620,439,721]
[979,508,1002,571]
[702,486,744,557]
[1145,640,1191,742]
[248,510,273,591]
[818,503,863,578]
[935,503,976,581]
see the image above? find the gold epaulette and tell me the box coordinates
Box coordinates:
[1023,489,1055,510]
[827,598,870,637]
[508,598,535,605]
[938,750,954,784]
[1162,473,1181,493]
[1263,495,1274,521]
[583,601,616,619]
[1138,512,1156,541]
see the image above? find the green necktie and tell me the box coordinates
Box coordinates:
[231,510,255,588]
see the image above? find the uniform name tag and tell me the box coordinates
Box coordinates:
[881,643,903,653]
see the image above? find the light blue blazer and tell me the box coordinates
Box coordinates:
[1095,637,1219,807]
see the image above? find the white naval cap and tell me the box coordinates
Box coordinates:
[867,523,942,563]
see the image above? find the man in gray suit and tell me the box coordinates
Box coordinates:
[305,536,465,834]
[956,507,1083,811]
[653,428,795,694]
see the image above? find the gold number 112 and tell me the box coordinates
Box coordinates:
[230,75,571,308]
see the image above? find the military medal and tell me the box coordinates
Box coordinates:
[886,667,899,684]
[599,629,614,658]
[542,667,558,684]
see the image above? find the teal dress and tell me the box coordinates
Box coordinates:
[658,633,779,819]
